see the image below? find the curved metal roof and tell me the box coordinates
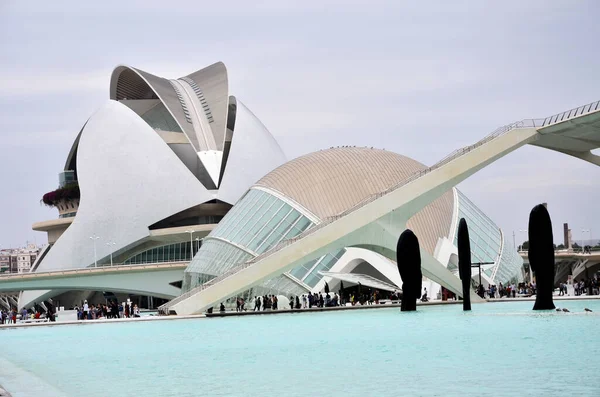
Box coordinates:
[254,147,454,254]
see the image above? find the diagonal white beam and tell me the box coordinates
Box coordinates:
[170,127,539,314]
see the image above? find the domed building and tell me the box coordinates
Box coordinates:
[183,147,524,301]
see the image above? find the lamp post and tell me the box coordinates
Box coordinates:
[519,229,528,251]
[89,235,100,267]
[582,229,590,253]
[106,241,116,266]
[185,230,195,260]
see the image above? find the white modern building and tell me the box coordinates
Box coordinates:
[165,100,600,315]
[21,61,600,315]
[182,147,524,304]
[23,62,286,309]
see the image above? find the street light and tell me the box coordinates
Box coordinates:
[582,229,590,253]
[106,241,116,266]
[519,229,528,251]
[89,235,100,267]
[185,230,195,260]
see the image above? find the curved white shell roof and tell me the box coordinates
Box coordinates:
[254,147,454,254]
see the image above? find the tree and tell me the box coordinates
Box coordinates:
[522,241,529,250]
[557,244,565,250]
[572,242,581,249]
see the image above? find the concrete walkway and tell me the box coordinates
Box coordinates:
[2,295,598,329]
[206,299,462,318]
[0,313,205,330]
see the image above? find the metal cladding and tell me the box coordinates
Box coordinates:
[457,218,472,311]
[528,204,556,310]
[255,147,454,255]
[20,62,286,310]
[396,229,422,311]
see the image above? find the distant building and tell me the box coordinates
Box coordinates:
[0,253,10,273]
[0,244,41,274]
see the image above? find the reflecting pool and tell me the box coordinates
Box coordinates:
[1,300,599,397]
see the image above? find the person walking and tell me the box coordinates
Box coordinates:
[82,300,89,320]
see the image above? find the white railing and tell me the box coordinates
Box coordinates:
[0,261,188,280]
[540,100,600,127]
[158,103,600,314]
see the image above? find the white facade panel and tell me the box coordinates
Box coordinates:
[36,100,213,274]
[217,101,286,205]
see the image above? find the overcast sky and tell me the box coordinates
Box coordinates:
[0,0,598,248]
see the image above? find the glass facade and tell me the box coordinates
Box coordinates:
[495,234,524,284]
[124,241,201,265]
[183,188,315,293]
[289,249,346,288]
[142,102,183,132]
[58,170,76,188]
[454,190,523,284]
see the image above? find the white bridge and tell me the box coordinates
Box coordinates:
[520,251,600,284]
[0,262,187,300]
[162,101,600,315]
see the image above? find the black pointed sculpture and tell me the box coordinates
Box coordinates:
[396,229,422,311]
[528,204,556,310]
[457,218,472,311]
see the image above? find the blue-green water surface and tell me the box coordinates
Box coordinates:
[1,300,599,397]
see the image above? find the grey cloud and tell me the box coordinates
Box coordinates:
[0,0,599,247]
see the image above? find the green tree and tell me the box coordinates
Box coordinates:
[521,241,529,250]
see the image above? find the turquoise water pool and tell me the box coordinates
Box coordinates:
[1,300,599,397]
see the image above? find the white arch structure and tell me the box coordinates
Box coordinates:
[165,102,600,315]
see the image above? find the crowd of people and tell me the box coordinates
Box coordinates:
[0,307,45,324]
[223,288,411,313]
[75,299,140,320]
[477,282,535,299]
[570,278,600,296]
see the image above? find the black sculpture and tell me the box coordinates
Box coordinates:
[396,229,422,311]
[528,204,556,310]
[457,218,472,311]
